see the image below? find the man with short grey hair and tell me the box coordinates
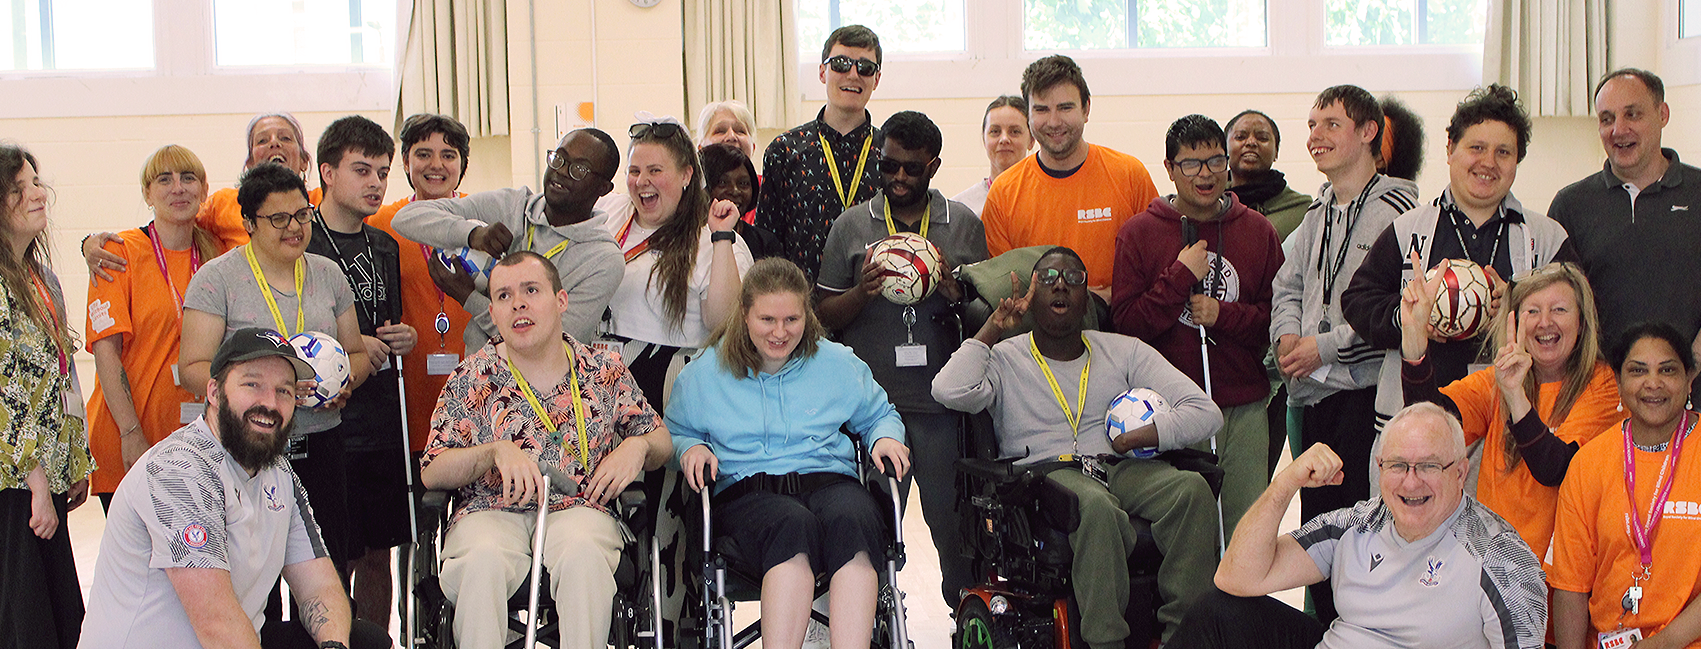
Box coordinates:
[1171,402,1547,649]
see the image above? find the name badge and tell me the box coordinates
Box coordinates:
[1599,628,1641,649]
[180,402,203,424]
[378,355,393,371]
[426,353,460,376]
[171,364,181,387]
[1467,363,1491,375]
[287,435,310,461]
[895,344,927,368]
[591,340,624,358]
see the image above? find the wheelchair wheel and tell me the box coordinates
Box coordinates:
[955,598,1007,649]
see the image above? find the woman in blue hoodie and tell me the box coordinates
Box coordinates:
[668,257,909,649]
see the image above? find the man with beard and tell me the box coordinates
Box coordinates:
[815,110,988,607]
[394,128,625,346]
[79,328,389,649]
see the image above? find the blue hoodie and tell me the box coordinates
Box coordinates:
[667,340,905,496]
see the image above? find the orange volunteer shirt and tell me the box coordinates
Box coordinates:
[369,195,471,451]
[1551,419,1701,645]
[1442,362,1621,558]
[197,186,323,246]
[83,229,230,493]
[981,144,1158,288]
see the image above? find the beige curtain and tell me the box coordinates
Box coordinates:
[395,0,511,137]
[1482,0,1608,117]
[683,0,795,131]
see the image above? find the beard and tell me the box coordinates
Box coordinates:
[217,398,293,471]
[886,179,930,209]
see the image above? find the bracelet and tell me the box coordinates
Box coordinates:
[710,230,736,243]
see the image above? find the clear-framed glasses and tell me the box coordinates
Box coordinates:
[254,207,314,229]
[1172,154,1230,177]
[1377,459,1457,477]
[1036,267,1088,287]
[545,149,593,181]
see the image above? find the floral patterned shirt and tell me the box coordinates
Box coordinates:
[755,108,884,281]
[422,334,661,524]
[0,267,93,493]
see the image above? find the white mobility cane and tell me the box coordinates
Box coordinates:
[526,462,579,648]
[394,356,420,648]
[1184,216,1228,557]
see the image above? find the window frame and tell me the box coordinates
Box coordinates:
[1666,0,1701,86]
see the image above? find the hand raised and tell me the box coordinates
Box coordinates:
[1280,443,1346,490]
[467,222,513,258]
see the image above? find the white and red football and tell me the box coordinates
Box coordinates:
[868,233,943,306]
[1425,258,1495,341]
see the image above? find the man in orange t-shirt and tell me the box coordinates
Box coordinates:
[981,55,1157,299]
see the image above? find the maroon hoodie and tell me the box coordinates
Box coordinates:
[1111,192,1283,407]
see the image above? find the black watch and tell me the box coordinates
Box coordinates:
[318,642,349,649]
[710,230,737,243]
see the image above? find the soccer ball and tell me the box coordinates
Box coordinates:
[868,233,943,306]
[1424,259,1494,341]
[289,331,351,409]
[1107,387,1169,451]
[440,246,496,279]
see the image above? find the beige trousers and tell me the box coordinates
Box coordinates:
[439,507,623,649]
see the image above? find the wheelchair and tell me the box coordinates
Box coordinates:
[404,474,663,649]
[675,430,912,649]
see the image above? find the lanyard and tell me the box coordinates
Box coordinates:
[1445,205,1507,271]
[882,195,930,239]
[614,212,652,264]
[1029,336,1092,441]
[525,223,572,261]
[29,272,67,375]
[820,132,874,211]
[506,341,589,470]
[418,243,450,348]
[1316,176,1381,310]
[244,245,305,336]
[1622,410,1691,569]
[146,223,202,317]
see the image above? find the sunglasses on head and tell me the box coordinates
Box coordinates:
[876,157,936,177]
[1036,268,1088,286]
[824,55,880,77]
[629,122,687,141]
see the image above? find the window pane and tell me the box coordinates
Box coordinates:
[796,0,965,60]
[1024,0,1265,50]
[0,0,153,71]
[1326,0,1484,46]
[1684,0,1701,38]
[1423,0,1485,45]
[1025,0,1129,50]
[214,0,396,67]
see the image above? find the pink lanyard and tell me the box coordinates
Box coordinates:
[1622,410,1691,568]
[147,223,202,317]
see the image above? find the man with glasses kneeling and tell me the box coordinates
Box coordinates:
[1170,402,1547,649]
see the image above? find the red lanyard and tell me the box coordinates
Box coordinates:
[29,273,66,375]
[147,223,202,317]
[1622,410,1691,568]
[614,212,651,264]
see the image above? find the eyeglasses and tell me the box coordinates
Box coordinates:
[545,149,594,181]
[253,207,314,229]
[629,122,687,141]
[877,157,936,177]
[824,55,880,77]
[1171,154,1230,177]
[1035,268,1088,287]
[1377,459,1458,477]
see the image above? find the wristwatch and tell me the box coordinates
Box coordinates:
[710,231,737,243]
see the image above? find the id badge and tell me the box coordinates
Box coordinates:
[1080,455,1109,487]
[591,340,624,358]
[180,402,203,424]
[287,435,309,461]
[171,364,181,387]
[426,353,460,376]
[378,355,393,371]
[1467,363,1491,375]
[895,344,927,367]
[1598,628,1642,649]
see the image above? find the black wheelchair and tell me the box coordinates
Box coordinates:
[675,431,912,649]
[405,465,663,649]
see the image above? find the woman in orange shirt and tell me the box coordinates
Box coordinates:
[1398,261,1620,558]
[84,145,227,509]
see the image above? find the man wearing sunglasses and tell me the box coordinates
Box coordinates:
[394,128,624,348]
[1113,114,1284,545]
[815,110,988,609]
[934,247,1224,647]
[1179,402,1544,649]
[756,25,885,282]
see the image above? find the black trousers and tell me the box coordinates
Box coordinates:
[0,489,81,649]
[1297,386,1378,624]
[1168,588,1324,649]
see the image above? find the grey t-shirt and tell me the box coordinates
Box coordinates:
[1289,496,1546,649]
[818,190,989,413]
[78,418,327,648]
[184,247,355,435]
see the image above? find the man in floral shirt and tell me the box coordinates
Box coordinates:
[421,251,671,649]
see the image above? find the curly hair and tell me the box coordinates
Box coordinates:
[1447,85,1531,162]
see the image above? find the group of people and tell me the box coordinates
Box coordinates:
[1,20,1699,649]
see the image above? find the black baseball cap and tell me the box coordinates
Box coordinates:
[211,328,315,380]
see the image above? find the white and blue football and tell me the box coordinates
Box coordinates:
[440,246,496,279]
[1106,387,1168,453]
[289,331,350,409]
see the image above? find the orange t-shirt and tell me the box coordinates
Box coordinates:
[1551,418,1701,645]
[197,186,324,246]
[368,195,472,451]
[980,144,1158,288]
[1442,362,1622,558]
[83,229,231,493]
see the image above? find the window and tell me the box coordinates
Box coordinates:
[213,0,396,67]
[1684,0,1700,38]
[0,0,153,70]
[1324,0,1485,46]
[1023,0,1266,50]
[795,0,965,57]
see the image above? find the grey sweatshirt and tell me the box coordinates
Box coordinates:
[393,187,623,347]
[931,330,1222,464]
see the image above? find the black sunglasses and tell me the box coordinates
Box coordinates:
[877,157,936,177]
[1036,268,1088,286]
[629,122,687,141]
[824,55,880,77]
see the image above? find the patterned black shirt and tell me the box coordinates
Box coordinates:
[755,108,884,281]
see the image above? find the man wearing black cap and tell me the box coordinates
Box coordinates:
[78,328,389,649]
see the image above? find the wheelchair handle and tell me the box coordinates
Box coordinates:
[539,461,581,497]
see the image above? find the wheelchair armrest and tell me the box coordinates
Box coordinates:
[1158,448,1225,498]
[618,483,647,511]
[420,490,451,513]
[955,457,1024,484]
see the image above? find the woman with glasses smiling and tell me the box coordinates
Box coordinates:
[179,162,370,568]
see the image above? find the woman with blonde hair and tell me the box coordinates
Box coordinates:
[696,99,758,159]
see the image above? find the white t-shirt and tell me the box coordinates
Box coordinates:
[952,178,992,216]
[79,417,326,647]
[598,194,754,348]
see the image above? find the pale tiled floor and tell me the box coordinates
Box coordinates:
[66,441,1306,649]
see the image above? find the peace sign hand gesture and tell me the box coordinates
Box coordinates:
[1399,251,1444,362]
[1494,309,1536,420]
[974,271,1036,346]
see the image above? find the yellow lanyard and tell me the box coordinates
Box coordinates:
[525,224,572,260]
[820,132,874,211]
[243,245,305,336]
[882,195,930,239]
[506,341,589,470]
[1029,336,1092,439]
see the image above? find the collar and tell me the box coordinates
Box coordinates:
[1597,148,1686,191]
[1436,187,1526,228]
[812,107,875,141]
[867,189,951,226]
